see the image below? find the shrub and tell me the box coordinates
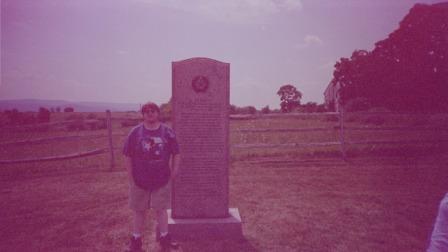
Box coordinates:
[160,100,172,121]
[230,105,237,114]
[345,97,371,112]
[229,105,257,115]
[5,109,20,125]
[64,107,74,112]
[86,113,97,119]
[301,102,318,113]
[22,113,37,125]
[316,104,327,113]
[261,105,270,114]
[38,107,51,123]
[248,106,257,115]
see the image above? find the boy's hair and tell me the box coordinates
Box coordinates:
[141,102,160,115]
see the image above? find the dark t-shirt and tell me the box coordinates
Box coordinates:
[122,123,179,190]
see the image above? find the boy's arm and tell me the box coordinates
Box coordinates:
[171,153,181,179]
[124,156,133,183]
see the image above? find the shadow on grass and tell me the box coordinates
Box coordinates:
[0,164,107,182]
[177,236,259,252]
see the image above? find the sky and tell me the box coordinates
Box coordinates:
[0,0,442,109]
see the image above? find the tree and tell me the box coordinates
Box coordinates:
[38,107,51,123]
[330,3,448,112]
[261,105,270,114]
[277,84,302,112]
[228,105,257,114]
[229,104,237,114]
[159,99,172,121]
[247,106,257,114]
[64,107,74,112]
[302,102,318,113]
[5,109,20,125]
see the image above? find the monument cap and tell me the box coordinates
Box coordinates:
[141,102,160,115]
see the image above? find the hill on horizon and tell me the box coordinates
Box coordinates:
[0,99,141,112]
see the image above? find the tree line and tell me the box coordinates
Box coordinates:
[330,3,448,112]
[0,107,75,126]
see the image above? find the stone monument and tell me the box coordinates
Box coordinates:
[168,57,242,239]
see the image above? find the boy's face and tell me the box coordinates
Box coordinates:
[142,109,159,123]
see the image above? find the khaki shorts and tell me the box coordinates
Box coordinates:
[128,179,171,211]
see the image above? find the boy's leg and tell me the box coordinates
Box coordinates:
[129,182,150,236]
[126,181,150,251]
[155,209,169,235]
[151,182,179,248]
[133,209,147,237]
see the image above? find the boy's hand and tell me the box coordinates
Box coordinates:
[171,168,179,180]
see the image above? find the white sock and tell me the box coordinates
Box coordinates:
[133,233,142,239]
[160,231,168,237]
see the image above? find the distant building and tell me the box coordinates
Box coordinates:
[324,81,341,112]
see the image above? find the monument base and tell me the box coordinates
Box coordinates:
[167,208,242,240]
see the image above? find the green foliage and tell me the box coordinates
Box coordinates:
[64,107,74,112]
[344,98,371,112]
[3,109,38,125]
[229,105,257,114]
[159,99,172,122]
[4,109,21,125]
[277,84,302,112]
[248,106,257,114]
[261,105,270,114]
[331,4,448,112]
[230,104,238,114]
[38,107,51,123]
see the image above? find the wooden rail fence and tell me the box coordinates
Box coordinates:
[1,110,446,166]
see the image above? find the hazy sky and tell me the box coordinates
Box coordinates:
[1,0,441,109]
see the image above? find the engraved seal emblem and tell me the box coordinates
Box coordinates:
[192,76,209,93]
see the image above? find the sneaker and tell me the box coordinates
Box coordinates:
[158,233,179,250]
[124,236,144,252]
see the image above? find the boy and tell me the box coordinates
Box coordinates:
[123,102,180,251]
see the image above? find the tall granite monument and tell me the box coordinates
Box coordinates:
[168,57,242,239]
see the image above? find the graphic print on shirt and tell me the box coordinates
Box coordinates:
[140,137,165,160]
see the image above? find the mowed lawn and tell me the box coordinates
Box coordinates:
[1,113,447,251]
[1,154,447,251]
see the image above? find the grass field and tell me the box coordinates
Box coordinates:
[0,112,447,251]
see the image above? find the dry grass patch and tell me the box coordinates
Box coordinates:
[1,154,447,251]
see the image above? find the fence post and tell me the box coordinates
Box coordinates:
[106,110,115,171]
[339,106,347,160]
